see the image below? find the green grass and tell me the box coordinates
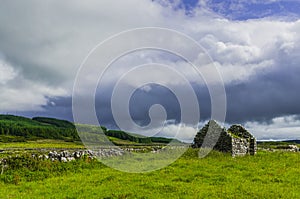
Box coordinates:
[0,139,85,149]
[258,141,300,149]
[108,136,169,146]
[0,149,299,198]
[108,136,146,146]
[0,137,169,151]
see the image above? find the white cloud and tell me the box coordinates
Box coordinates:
[0,83,67,112]
[0,58,67,111]
[75,7,300,88]
[245,115,300,140]
[0,59,17,84]
[140,85,152,92]
[158,123,199,142]
[192,18,299,84]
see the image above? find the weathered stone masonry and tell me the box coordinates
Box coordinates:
[192,120,257,156]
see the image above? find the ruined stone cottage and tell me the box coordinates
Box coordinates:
[192,120,257,156]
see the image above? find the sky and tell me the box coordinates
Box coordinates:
[0,0,300,141]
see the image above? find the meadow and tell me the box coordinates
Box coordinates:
[1,148,299,199]
[0,116,299,198]
[0,139,84,150]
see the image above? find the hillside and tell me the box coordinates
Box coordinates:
[0,115,179,145]
[0,115,79,142]
[32,117,75,128]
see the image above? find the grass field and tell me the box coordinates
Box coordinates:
[1,149,299,199]
[0,135,169,150]
[0,139,85,149]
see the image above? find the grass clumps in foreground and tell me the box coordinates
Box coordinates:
[0,149,299,199]
[0,154,104,184]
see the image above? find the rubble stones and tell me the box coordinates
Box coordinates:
[288,145,299,152]
[276,144,299,152]
[0,148,126,165]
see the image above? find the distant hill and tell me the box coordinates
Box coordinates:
[281,140,300,144]
[105,129,178,144]
[0,115,180,145]
[32,117,75,129]
[257,140,300,144]
[0,115,79,142]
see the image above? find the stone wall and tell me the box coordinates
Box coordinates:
[249,138,257,155]
[232,137,248,156]
[229,124,257,156]
[214,129,232,153]
[192,120,257,156]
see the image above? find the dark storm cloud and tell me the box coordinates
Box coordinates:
[18,97,74,122]
[19,82,210,129]
[18,46,300,128]
[226,56,300,123]
[95,83,210,128]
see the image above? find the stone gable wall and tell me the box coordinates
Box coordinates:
[232,137,249,156]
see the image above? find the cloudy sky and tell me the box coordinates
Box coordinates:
[0,0,300,141]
